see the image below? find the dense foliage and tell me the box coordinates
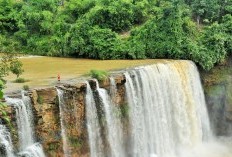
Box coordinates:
[0,53,24,125]
[1,0,232,70]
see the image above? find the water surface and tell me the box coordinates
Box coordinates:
[4,56,164,92]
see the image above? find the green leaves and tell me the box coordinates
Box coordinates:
[0,91,3,99]
[0,80,3,98]
[10,59,24,78]
[89,69,109,81]
[0,0,232,72]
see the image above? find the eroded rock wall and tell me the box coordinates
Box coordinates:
[26,74,126,157]
[29,87,62,156]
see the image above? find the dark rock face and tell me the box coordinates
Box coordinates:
[204,84,230,135]
[201,57,232,136]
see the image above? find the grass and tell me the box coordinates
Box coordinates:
[4,56,168,92]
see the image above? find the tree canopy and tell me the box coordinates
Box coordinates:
[1,0,232,70]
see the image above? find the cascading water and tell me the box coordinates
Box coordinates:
[0,124,15,157]
[85,79,126,157]
[97,79,126,157]
[5,91,45,157]
[85,82,104,157]
[18,143,46,157]
[124,61,212,157]
[85,61,217,157]
[56,89,71,157]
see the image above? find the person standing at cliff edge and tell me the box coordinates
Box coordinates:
[57,74,60,82]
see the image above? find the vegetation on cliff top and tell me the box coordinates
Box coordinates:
[0,0,232,70]
[89,69,109,81]
[0,53,23,127]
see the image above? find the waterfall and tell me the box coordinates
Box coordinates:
[56,89,71,157]
[3,60,229,157]
[97,79,126,157]
[86,61,213,157]
[5,92,45,157]
[0,124,15,157]
[85,82,104,157]
[7,95,34,150]
[85,79,126,157]
[124,61,212,157]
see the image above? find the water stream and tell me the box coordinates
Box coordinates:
[85,82,104,157]
[0,124,15,157]
[5,92,45,157]
[96,80,126,157]
[57,89,71,157]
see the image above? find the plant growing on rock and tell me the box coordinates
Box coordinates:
[37,95,44,104]
[89,69,109,81]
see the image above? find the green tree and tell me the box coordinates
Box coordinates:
[221,14,232,54]
[86,0,134,32]
[201,23,227,63]
[191,0,220,24]
[10,59,24,78]
[0,0,18,34]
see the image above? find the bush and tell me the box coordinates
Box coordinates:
[22,85,29,90]
[13,77,28,83]
[89,69,109,81]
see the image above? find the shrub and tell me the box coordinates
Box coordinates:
[22,85,29,90]
[13,78,28,83]
[89,69,109,81]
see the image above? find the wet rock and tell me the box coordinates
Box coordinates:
[202,56,232,136]
[34,87,57,104]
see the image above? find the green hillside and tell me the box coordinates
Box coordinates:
[1,0,232,70]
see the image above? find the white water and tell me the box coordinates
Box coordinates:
[85,82,104,157]
[57,89,71,157]
[85,61,224,157]
[124,61,213,157]
[97,79,126,157]
[0,124,15,157]
[18,143,45,157]
[6,96,34,150]
[5,92,45,157]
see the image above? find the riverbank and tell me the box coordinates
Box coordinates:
[4,56,165,93]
